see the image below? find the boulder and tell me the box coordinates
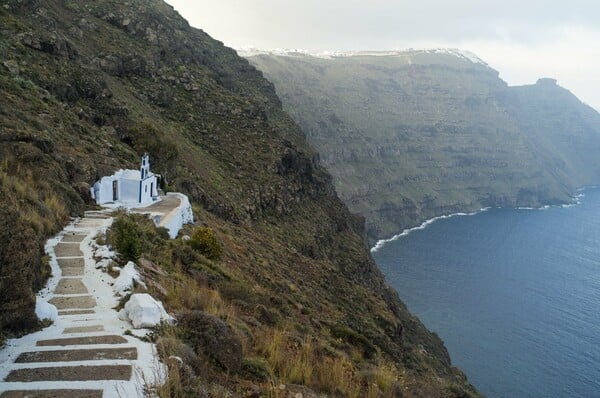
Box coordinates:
[121,293,173,328]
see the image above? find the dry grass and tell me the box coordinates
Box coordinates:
[163,273,236,321]
[130,217,406,397]
[250,325,405,397]
[154,327,187,398]
[1,157,68,235]
[255,327,364,397]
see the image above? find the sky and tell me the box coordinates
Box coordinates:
[166,0,600,110]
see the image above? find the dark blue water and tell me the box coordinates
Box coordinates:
[372,188,600,398]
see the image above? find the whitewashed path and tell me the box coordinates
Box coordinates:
[0,211,163,398]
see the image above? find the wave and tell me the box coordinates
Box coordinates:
[561,199,582,208]
[370,208,490,253]
[371,190,589,252]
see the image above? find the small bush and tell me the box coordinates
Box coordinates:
[241,357,270,381]
[172,243,202,268]
[188,227,222,260]
[108,213,170,263]
[330,324,377,359]
[111,215,142,262]
[255,304,281,326]
[179,310,243,372]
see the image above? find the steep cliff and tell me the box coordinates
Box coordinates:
[247,51,600,242]
[0,2,478,396]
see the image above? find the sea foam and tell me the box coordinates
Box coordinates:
[370,208,489,252]
[371,192,586,252]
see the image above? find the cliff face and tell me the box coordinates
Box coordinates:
[0,2,478,396]
[247,51,600,242]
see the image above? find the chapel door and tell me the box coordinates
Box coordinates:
[112,180,118,201]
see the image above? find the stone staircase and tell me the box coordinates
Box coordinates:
[0,212,163,397]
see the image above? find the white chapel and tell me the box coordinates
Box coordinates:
[91,153,159,207]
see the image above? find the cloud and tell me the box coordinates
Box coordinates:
[166,0,600,109]
[167,0,600,46]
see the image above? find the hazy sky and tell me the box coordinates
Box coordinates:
[166,0,600,110]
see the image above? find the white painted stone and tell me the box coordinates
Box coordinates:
[162,192,194,238]
[35,298,58,321]
[113,261,146,294]
[122,293,174,328]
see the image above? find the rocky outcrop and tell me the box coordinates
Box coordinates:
[248,52,600,242]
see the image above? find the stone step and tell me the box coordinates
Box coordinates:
[58,310,95,316]
[60,234,87,243]
[54,244,83,258]
[36,335,127,347]
[54,279,88,295]
[59,267,84,277]
[70,317,100,323]
[82,213,111,219]
[15,347,137,363]
[74,220,105,226]
[56,258,84,268]
[0,390,102,398]
[48,296,96,310]
[63,325,104,334]
[4,364,132,382]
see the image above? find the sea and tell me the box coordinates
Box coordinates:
[372,188,600,398]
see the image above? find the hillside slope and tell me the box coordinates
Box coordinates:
[247,51,600,241]
[0,2,478,396]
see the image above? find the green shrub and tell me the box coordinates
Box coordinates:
[111,215,142,262]
[254,304,281,326]
[329,324,377,359]
[172,243,202,268]
[188,227,222,260]
[241,357,270,381]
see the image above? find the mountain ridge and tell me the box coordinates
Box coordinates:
[237,48,489,65]
[247,50,600,242]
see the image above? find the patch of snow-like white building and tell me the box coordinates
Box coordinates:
[91,153,159,207]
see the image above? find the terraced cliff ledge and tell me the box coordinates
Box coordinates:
[247,50,600,242]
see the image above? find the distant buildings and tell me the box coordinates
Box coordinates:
[91,153,159,207]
